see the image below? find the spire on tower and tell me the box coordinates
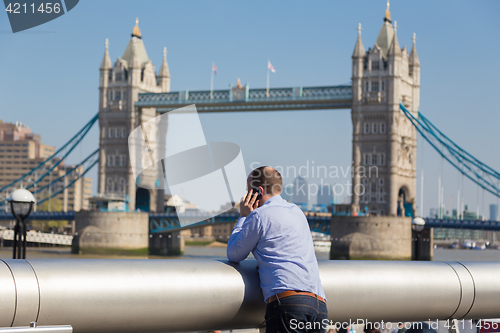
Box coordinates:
[385,0,391,23]
[100,38,111,70]
[352,23,365,58]
[159,47,170,78]
[122,18,149,69]
[388,20,401,58]
[132,18,141,38]
[409,33,420,66]
[375,2,394,59]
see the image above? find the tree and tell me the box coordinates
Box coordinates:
[30,198,67,233]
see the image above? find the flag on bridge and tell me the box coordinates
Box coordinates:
[266,60,275,97]
[268,60,275,73]
[210,62,217,99]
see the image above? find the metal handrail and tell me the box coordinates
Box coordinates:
[0,260,499,332]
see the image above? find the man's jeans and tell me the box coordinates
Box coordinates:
[264,295,328,333]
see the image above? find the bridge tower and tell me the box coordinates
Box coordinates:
[98,19,171,212]
[351,3,420,217]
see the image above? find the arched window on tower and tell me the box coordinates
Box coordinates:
[372,60,380,70]
[380,122,386,134]
[119,178,126,195]
[106,178,112,193]
[364,154,372,166]
[364,123,370,134]
[108,128,113,138]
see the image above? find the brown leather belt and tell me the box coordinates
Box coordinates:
[267,290,326,304]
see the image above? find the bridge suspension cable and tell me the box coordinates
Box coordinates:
[35,149,99,206]
[0,113,99,207]
[400,103,500,199]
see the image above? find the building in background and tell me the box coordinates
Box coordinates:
[293,176,308,208]
[317,184,333,206]
[0,120,91,212]
[281,184,293,202]
[164,194,198,214]
[429,208,437,218]
[433,204,494,242]
[490,204,498,221]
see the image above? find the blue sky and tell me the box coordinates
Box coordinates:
[1,1,499,217]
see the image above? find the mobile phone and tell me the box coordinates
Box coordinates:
[251,187,262,200]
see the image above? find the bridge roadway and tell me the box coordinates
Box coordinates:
[135,85,353,112]
[149,212,331,234]
[0,211,331,234]
[2,211,499,233]
[0,211,75,221]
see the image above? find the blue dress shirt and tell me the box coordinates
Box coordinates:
[227,195,326,303]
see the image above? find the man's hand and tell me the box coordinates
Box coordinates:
[239,190,259,217]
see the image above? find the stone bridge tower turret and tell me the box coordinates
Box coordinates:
[351,3,420,217]
[98,19,171,212]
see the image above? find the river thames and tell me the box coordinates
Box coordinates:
[1,246,499,261]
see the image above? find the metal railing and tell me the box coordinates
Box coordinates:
[0,323,72,333]
[0,260,499,333]
[0,230,72,246]
[136,85,353,111]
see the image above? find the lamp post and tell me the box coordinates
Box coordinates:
[8,189,35,259]
[412,216,425,260]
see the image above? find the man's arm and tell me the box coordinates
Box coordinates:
[227,212,261,263]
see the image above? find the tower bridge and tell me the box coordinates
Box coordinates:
[99,5,420,219]
[4,4,500,258]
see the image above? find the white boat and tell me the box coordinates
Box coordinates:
[314,240,331,252]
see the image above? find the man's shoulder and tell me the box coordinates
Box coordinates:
[256,198,301,215]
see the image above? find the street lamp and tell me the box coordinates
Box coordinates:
[412,217,426,260]
[9,189,35,259]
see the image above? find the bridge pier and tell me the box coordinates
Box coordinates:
[330,216,412,260]
[149,232,184,256]
[72,211,149,255]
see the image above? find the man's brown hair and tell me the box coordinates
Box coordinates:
[248,166,282,195]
